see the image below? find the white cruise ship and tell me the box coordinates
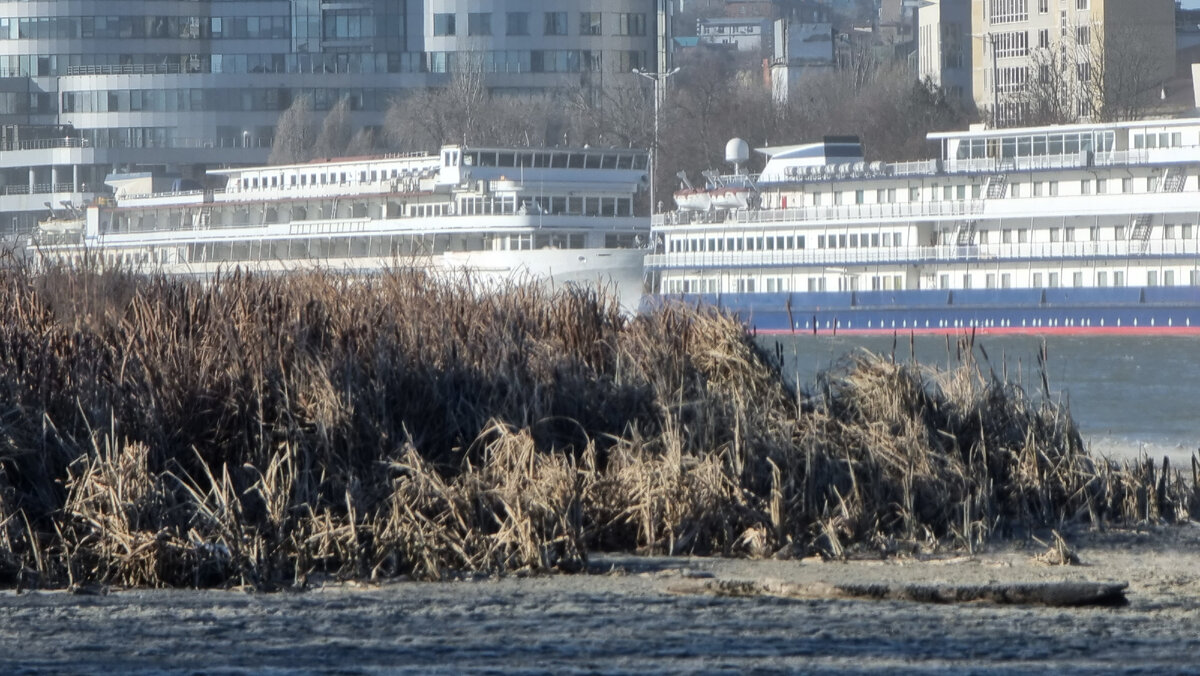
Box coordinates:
[32,145,651,309]
[647,118,1200,334]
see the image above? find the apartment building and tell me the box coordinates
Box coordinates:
[0,1,671,234]
[919,0,1174,126]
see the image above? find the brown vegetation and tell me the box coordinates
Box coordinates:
[0,265,1194,590]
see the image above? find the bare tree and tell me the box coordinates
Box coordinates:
[312,95,356,159]
[268,94,314,165]
[1005,16,1171,127]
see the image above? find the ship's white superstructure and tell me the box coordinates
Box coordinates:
[649,119,1200,334]
[34,145,651,309]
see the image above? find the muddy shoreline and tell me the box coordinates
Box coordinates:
[3,526,1198,674]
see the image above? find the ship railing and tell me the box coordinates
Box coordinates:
[645,240,1200,270]
[889,160,939,176]
[5,183,81,196]
[3,137,91,151]
[660,200,983,227]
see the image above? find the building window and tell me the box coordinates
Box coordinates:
[615,50,645,72]
[468,12,491,36]
[1076,0,1089,9]
[617,13,647,36]
[988,0,1029,24]
[996,66,1028,93]
[580,12,602,36]
[1076,61,1091,83]
[1037,28,1049,49]
[994,31,1028,58]
[1075,25,1090,46]
[506,12,529,36]
[433,13,455,36]
[1039,0,1049,13]
[544,12,568,36]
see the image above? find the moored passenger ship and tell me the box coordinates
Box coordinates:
[32,144,651,309]
[648,119,1200,334]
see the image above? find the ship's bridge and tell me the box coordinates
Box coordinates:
[929,118,1200,171]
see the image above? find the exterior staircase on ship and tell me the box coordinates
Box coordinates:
[950,173,1007,249]
[1129,167,1187,253]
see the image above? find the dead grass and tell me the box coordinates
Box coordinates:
[0,265,1194,589]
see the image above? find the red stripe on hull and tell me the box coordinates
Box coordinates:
[753,326,1200,336]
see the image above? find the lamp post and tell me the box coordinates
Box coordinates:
[970,33,999,128]
[632,66,680,215]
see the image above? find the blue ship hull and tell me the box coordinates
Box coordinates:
[648,287,1200,335]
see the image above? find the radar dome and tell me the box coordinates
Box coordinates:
[725,138,750,165]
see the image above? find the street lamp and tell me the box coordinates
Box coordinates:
[632,66,680,215]
[970,33,999,128]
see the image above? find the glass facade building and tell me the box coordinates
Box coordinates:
[0,0,670,233]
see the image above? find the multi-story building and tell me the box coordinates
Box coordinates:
[919,0,1174,127]
[917,0,973,109]
[0,1,671,235]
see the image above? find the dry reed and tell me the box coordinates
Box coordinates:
[0,263,1194,589]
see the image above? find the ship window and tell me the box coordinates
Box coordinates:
[585,154,601,169]
[1050,228,1060,243]
[838,235,847,248]
[855,190,864,204]
[1192,271,1200,286]
[986,274,996,289]
[1165,224,1175,239]
[786,236,794,249]
[1049,272,1060,287]
[1049,181,1058,196]
[1122,178,1132,193]
[568,154,585,169]
[881,233,890,247]
[943,186,953,200]
[797,236,805,249]
[1002,273,1012,288]
[1073,272,1083,287]
[849,234,858,247]
[1114,271,1125,286]
[818,235,826,248]
[871,233,879,247]
[1032,272,1043,287]
[962,274,971,289]
[1147,271,1157,286]
[1080,179,1091,195]
[1184,224,1193,239]
[1098,271,1108,286]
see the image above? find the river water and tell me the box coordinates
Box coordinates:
[760,334,1200,466]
